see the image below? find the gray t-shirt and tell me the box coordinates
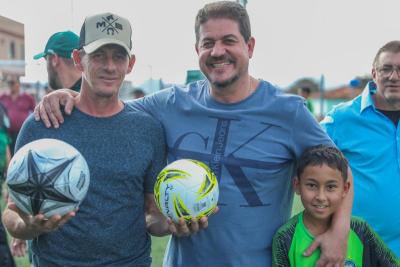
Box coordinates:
[15,104,166,267]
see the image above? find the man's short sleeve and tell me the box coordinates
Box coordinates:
[320,109,338,145]
[128,88,173,122]
[144,119,167,193]
[272,233,291,267]
[351,218,400,267]
[291,100,334,158]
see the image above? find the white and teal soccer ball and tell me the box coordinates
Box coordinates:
[154,159,219,223]
[6,138,90,217]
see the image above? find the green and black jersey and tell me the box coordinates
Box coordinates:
[272,212,400,267]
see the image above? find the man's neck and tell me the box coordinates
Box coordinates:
[303,211,331,236]
[60,68,82,90]
[373,94,400,111]
[76,90,124,117]
[10,90,19,99]
[210,75,258,104]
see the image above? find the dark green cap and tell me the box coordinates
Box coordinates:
[33,31,79,60]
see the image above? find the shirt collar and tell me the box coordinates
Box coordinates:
[70,77,82,92]
[360,81,376,113]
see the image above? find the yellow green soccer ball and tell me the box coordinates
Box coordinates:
[154,159,219,223]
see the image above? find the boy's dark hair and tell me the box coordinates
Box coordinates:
[195,1,251,46]
[297,145,348,181]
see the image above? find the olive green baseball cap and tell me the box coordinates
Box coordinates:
[33,31,79,60]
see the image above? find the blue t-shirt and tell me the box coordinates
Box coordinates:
[131,79,333,267]
[321,81,400,257]
[15,104,166,267]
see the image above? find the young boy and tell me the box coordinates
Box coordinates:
[272,145,399,267]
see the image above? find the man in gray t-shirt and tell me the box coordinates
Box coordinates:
[3,12,170,267]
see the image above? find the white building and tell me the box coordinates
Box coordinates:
[0,15,25,85]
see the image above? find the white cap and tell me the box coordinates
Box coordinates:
[79,12,132,55]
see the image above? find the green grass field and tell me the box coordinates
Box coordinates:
[1,195,303,267]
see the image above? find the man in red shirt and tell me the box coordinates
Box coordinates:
[0,78,35,155]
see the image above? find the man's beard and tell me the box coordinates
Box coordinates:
[384,93,400,108]
[211,74,239,88]
[48,68,62,90]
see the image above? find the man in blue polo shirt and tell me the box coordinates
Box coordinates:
[321,40,400,257]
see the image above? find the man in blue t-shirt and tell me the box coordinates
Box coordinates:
[2,12,172,267]
[31,2,354,267]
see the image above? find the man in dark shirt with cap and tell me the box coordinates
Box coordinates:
[34,31,81,92]
[3,12,174,267]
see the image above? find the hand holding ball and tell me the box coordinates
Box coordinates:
[154,159,219,223]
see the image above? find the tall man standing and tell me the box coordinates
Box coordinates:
[33,2,353,266]
[321,40,400,257]
[33,31,81,91]
[3,12,171,267]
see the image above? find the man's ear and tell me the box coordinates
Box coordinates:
[342,181,350,197]
[72,49,83,71]
[247,36,255,59]
[50,54,60,67]
[127,54,136,74]
[371,67,378,83]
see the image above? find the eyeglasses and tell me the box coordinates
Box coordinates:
[376,65,400,78]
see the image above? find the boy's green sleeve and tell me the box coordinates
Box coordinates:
[363,221,400,266]
[352,218,400,266]
[272,231,291,267]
